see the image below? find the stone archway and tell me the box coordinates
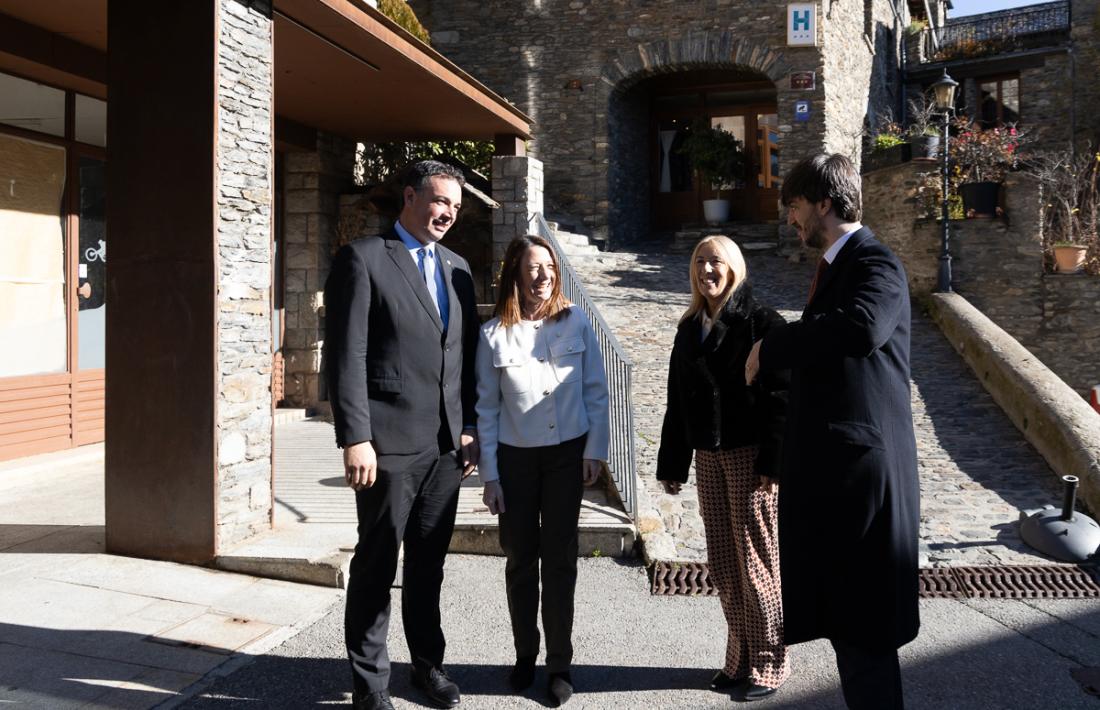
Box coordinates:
[597,33,791,247]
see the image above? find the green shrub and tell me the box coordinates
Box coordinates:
[873,134,906,152]
[379,0,431,45]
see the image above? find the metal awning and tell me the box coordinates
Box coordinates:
[0,0,531,141]
[273,0,531,141]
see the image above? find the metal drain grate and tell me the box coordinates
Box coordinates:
[650,561,719,596]
[651,562,1100,598]
[928,565,1100,599]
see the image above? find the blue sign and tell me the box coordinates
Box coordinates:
[795,100,811,122]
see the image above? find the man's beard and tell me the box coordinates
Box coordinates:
[801,211,827,249]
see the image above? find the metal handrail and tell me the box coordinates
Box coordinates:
[924,1,1070,61]
[531,213,638,521]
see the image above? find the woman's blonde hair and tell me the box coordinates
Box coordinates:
[680,235,748,324]
[494,235,571,327]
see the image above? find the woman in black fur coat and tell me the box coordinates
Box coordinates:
[657,235,791,701]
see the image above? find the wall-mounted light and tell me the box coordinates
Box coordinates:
[564,79,584,91]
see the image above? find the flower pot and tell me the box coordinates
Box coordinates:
[863,143,911,173]
[910,134,940,159]
[959,181,1001,218]
[703,199,730,226]
[1053,245,1088,274]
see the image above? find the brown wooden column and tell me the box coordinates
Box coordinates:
[105,2,219,562]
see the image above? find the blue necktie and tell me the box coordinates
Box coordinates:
[418,247,443,321]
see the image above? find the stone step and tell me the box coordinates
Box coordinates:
[451,482,636,558]
[562,243,600,256]
[671,223,780,253]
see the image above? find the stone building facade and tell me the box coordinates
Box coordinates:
[863,161,1100,397]
[1072,0,1100,150]
[409,0,911,247]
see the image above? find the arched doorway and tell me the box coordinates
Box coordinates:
[600,34,790,246]
[644,68,780,231]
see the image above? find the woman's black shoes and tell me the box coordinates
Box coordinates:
[509,656,536,691]
[547,671,573,706]
[710,670,747,691]
[739,683,778,701]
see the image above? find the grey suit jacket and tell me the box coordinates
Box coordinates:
[322,230,479,454]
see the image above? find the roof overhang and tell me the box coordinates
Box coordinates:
[274,0,531,141]
[0,0,531,142]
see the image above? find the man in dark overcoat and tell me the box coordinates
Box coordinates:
[746,153,920,709]
[324,160,480,710]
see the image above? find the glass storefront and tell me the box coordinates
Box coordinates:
[0,70,108,459]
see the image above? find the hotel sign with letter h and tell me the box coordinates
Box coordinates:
[787,4,817,46]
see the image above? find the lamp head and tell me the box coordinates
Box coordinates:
[931,70,959,112]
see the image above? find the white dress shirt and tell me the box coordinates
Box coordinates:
[395,219,449,329]
[824,225,861,264]
[475,305,610,482]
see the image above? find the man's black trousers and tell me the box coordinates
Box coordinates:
[345,446,462,694]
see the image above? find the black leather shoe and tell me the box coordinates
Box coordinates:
[412,666,461,708]
[547,671,573,707]
[509,655,537,691]
[352,690,396,710]
[710,670,747,691]
[740,683,778,701]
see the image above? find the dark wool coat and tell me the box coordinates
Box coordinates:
[656,284,789,484]
[759,227,920,650]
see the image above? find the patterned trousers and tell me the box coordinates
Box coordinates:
[695,446,790,689]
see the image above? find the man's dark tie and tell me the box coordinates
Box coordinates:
[807,257,829,304]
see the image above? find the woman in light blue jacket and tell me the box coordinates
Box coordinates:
[477,235,609,707]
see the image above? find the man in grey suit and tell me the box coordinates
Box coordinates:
[324,160,480,710]
[747,154,919,709]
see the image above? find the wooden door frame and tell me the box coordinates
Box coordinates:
[650,94,779,226]
[0,80,107,459]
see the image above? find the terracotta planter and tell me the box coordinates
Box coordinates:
[959,181,1001,218]
[1053,245,1088,274]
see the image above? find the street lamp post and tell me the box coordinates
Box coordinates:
[932,70,959,293]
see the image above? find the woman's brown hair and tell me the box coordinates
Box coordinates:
[494,235,572,327]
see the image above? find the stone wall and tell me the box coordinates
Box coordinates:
[492,155,544,269]
[863,160,1100,396]
[952,54,1073,152]
[215,0,274,548]
[282,132,355,408]
[1038,273,1100,396]
[408,1,896,246]
[1073,0,1100,149]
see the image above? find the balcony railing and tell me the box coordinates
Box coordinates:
[916,1,1070,63]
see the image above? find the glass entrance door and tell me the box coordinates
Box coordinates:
[650,80,779,230]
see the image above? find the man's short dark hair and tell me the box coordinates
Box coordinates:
[400,159,466,193]
[781,153,862,222]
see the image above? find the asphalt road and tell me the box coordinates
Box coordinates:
[178,554,1100,709]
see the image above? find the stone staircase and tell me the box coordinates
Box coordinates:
[547,220,602,257]
[670,222,782,254]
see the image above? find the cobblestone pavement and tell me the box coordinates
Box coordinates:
[570,246,1061,566]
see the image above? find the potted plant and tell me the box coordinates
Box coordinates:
[906,94,941,160]
[950,117,1028,218]
[677,120,746,225]
[864,119,910,173]
[1028,148,1100,274]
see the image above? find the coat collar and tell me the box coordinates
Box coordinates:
[679,282,755,356]
[806,226,874,310]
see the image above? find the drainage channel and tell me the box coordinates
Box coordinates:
[650,562,1100,599]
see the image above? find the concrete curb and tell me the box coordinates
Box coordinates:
[926,292,1100,516]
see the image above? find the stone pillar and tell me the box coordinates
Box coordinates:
[215,0,275,549]
[282,133,355,409]
[491,155,544,284]
[105,0,274,562]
